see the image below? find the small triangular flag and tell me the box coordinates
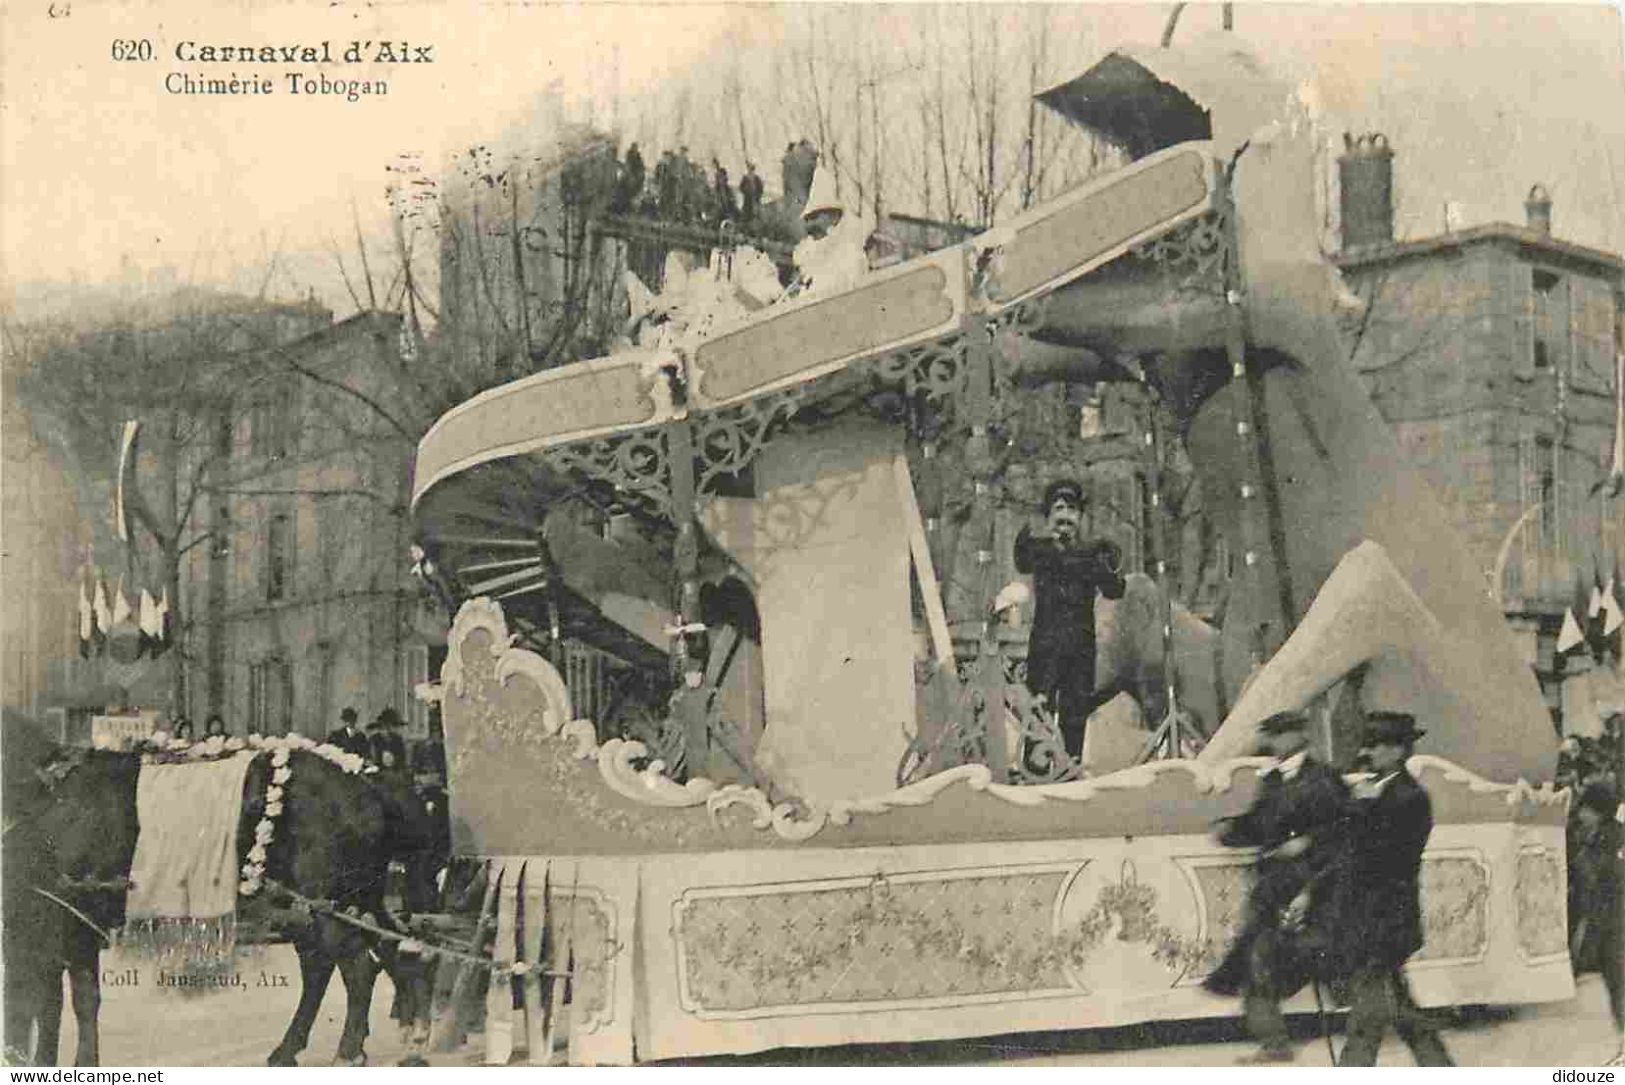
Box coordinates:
[78,580,93,658]
[150,589,172,659]
[112,579,132,628]
[93,579,113,637]
[1558,608,1587,653]
[1605,579,1624,636]
[1589,585,1605,619]
[139,589,160,638]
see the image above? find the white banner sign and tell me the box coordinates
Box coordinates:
[92,712,157,749]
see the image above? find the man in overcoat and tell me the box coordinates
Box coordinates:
[1331,710,1454,1066]
[1203,709,1350,1063]
[329,706,370,758]
[739,162,764,225]
[1013,479,1125,760]
[1568,780,1623,1060]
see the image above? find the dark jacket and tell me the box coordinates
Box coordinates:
[1569,815,1622,975]
[330,725,370,759]
[740,170,764,219]
[1203,756,1351,996]
[1325,768,1433,977]
[1013,527,1125,690]
[411,739,447,782]
[371,730,408,773]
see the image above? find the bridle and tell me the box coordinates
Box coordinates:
[1,751,90,839]
[6,752,133,935]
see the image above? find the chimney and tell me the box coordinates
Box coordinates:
[1338,132,1395,251]
[1525,184,1552,236]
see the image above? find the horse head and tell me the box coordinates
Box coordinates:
[29,751,140,905]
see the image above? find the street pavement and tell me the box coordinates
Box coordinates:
[57,944,1623,1067]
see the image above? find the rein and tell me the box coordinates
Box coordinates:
[259,877,582,980]
[31,887,114,947]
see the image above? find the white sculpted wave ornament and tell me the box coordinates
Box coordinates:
[443,597,1570,844]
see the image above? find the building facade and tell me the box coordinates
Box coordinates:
[3,287,341,737]
[1,360,95,717]
[1333,142,1625,725]
[180,310,441,740]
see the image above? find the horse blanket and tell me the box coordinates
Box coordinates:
[123,751,257,968]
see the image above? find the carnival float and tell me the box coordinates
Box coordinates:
[409,35,1570,1065]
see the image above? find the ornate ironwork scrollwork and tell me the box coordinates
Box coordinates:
[691,387,806,494]
[1133,210,1229,298]
[1005,690,1080,786]
[541,429,673,517]
[870,333,969,405]
[898,658,1081,788]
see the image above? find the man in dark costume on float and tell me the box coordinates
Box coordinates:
[1013,478,1125,762]
[1203,709,1350,1063]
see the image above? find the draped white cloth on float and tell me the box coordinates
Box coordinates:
[123,751,258,971]
[700,419,915,806]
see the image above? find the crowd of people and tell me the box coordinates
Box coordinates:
[605,138,818,234]
[166,704,448,792]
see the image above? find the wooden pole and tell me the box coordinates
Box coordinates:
[894,453,955,674]
[667,419,710,779]
[963,324,1008,782]
[1221,185,1297,657]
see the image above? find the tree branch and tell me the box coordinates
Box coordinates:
[266,345,417,442]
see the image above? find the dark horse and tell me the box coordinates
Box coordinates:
[3,717,138,1066]
[2,731,439,1067]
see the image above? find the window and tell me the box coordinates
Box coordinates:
[248,658,292,735]
[402,644,431,736]
[251,381,300,460]
[315,641,336,733]
[265,512,292,602]
[316,496,344,588]
[1537,434,1556,546]
[1532,269,1562,372]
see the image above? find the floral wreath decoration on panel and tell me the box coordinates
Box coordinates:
[438,598,1568,846]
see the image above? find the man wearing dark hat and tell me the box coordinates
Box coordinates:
[1203,709,1351,1063]
[1331,710,1453,1066]
[1013,478,1126,762]
[1569,779,1622,1058]
[739,161,764,225]
[330,706,369,758]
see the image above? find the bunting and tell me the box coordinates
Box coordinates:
[152,587,170,656]
[79,578,95,659]
[139,590,161,656]
[93,579,113,642]
[150,588,172,659]
[77,569,175,660]
[1558,608,1587,655]
[107,578,145,664]
[112,578,131,629]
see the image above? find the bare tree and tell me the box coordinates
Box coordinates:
[7,294,329,711]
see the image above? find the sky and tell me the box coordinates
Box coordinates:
[2,1,1623,319]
